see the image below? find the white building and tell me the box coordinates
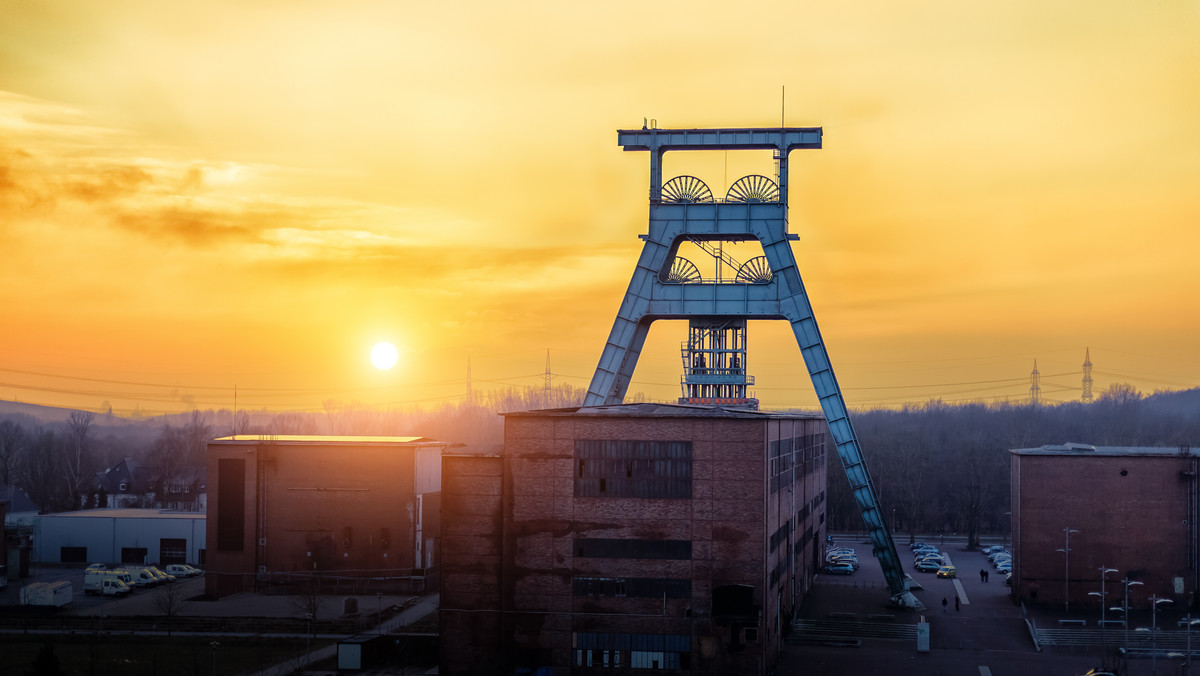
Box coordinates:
[35,508,206,567]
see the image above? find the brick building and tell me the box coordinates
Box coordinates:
[205,435,449,598]
[1010,443,1199,610]
[440,403,830,676]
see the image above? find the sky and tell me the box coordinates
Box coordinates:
[2,0,1199,416]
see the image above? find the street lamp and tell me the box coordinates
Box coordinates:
[1056,527,1079,613]
[377,592,384,636]
[1113,578,1143,656]
[305,612,313,667]
[1088,566,1119,651]
[209,640,219,676]
[1182,617,1200,674]
[1151,594,1174,676]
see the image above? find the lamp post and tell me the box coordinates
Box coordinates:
[209,640,219,676]
[305,612,313,667]
[1088,566,1118,651]
[1151,594,1174,676]
[1121,579,1143,653]
[377,592,384,636]
[1183,617,1200,674]
[1056,527,1079,613]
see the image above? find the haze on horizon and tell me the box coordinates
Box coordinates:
[2,1,1199,416]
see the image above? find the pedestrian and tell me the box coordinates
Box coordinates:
[942,597,948,613]
[985,570,990,583]
[955,595,961,611]
[980,569,986,583]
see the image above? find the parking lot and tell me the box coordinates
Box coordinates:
[787,537,1118,676]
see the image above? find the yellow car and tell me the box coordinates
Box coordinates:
[936,565,957,579]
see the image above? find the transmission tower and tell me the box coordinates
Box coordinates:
[1030,359,1041,405]
[544,349,552,404]
[1082,348,1094,403]
[466,355,473,404]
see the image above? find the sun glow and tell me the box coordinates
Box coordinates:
[370,341,399,370]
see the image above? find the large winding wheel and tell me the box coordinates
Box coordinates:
[734,256,773,283]
[726,175,780,203]
[661,176,714,203]
[664,257,702,283]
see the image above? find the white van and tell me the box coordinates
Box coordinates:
[83,569,135,595]
[130,568,160,588]
[83,570,131,596]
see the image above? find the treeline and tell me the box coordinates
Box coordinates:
[2,381,1197,526]
[825,384,1200,546]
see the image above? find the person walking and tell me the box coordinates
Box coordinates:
[955,595,961,611]
[980,569,986,583]
[942,597,948,613]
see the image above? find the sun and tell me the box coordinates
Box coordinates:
[370,342,399,370]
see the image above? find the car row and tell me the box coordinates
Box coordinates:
[822,544,859,575]
[82,563,202,595]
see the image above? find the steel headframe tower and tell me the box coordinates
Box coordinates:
[584,126,920,609]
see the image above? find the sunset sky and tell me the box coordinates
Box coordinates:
[3,1,1199,416]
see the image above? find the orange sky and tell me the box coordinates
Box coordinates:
[2,1,1199,416]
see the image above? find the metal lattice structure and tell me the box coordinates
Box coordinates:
[584,126,919,609]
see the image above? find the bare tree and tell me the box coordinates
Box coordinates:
[0,419,25,487]
[20,428,65,512]
[155,583,183,636]
[64,411,95,508]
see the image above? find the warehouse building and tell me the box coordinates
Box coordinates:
[33,508,206,566]
[440,403,830,676]
[1010,443,1198,610]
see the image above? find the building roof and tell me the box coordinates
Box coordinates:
[211,434,447,446]
[1011,442,1197,457]
[40,508,204,519]
[501,402,825,420]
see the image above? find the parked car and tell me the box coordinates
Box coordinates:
[914,560,941,573]
[822,563,856,575]
[937,565,958,579]
[915,553,945,565]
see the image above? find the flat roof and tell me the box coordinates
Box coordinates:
[41,508,204,519]
[211,434,447,446]
[502,402,825,420]
[1011,442,1196,457]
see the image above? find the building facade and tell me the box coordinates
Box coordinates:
[440,403,829,676]
[205,435,448,598]
[1010,443,1199,610]
[33,508,206,566]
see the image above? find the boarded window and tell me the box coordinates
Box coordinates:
[573,576,691,599]
[574,440,692,498]
[60,546,87,563]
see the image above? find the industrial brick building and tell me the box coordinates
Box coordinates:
[205,435,449,598]
[440,403,830,676]
[1010,443,1198,610]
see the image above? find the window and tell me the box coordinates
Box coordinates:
[573,633,688,671]
[573,577,691,599]
[574,440,692,498]
[574,538,691,560]
[216,459,246,551]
